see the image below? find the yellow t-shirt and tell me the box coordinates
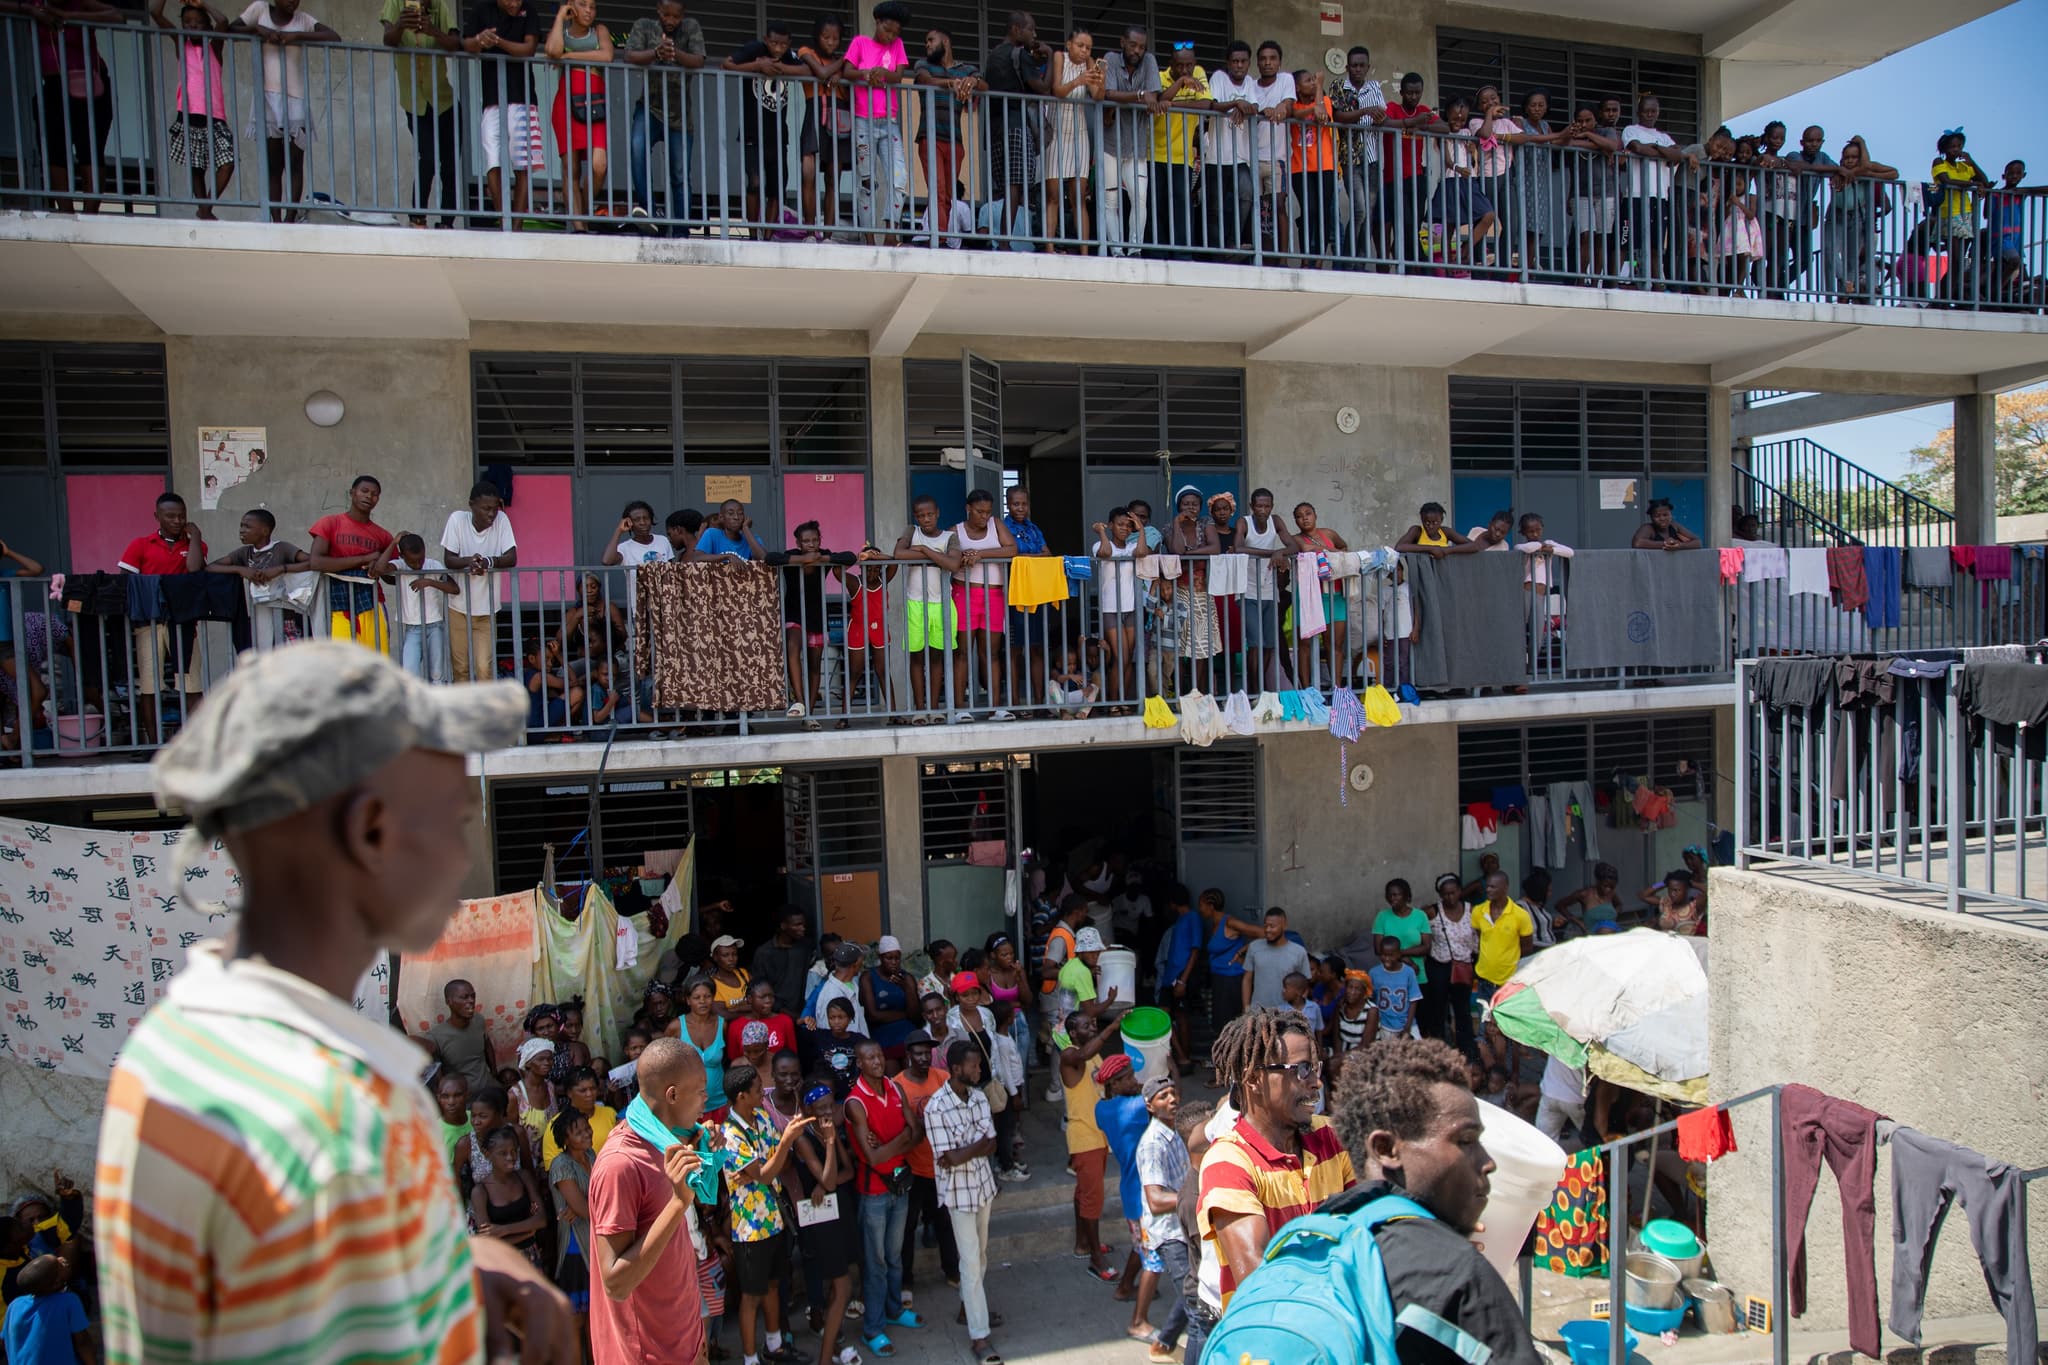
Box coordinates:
[1417,527,1450,547]
[541,1102,617,1167]
[1474,898,1535,985]
[1064,1066,1106,1155]
[1929,159,1977,228]
[1153,66,1210,166]
[712,968,752,1011]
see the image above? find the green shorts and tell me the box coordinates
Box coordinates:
[905,598,957,653]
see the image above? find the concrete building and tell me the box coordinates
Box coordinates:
[3,0,2047,1300]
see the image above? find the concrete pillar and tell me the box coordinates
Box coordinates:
[1708,385,1735,546]
[1953,392,1997,545]
[869,357,907,546]
[879,752,924,941]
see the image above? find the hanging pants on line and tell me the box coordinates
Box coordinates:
[1888,1126,2038,1365]
[1781,1083,1885,1359]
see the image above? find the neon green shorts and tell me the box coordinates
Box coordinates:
[904,598,957,652]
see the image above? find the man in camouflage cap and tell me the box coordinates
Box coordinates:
[94,642,579,1365]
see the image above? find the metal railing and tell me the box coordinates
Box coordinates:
[1738,438,1955,549]
[1728,548,2044,658]
[1735,654,2048,915]
[8,20,2048,311]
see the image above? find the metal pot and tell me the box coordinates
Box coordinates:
[1624,1252,1685,1310]
[1684,1277,1739,1334]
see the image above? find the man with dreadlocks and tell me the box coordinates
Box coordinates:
[1195,1008,1354,1312]
[1320,1038,1540,1364]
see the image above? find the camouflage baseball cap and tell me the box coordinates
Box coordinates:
[154,641,527,838]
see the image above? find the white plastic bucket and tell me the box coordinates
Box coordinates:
[1475,1099,1569,1296]
[1096,948,1138,1010]
[1120,1007,1173,1082]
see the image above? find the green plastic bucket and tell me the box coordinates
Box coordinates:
[1121,1006,1172,1080]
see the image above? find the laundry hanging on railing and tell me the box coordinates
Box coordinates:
[1782,1083,1887,1359]
[1886,1127,2038,1365]
[1564,550,1723,674]
[633,559,786,712]
[1862,547,1903,629]
[1005,555,1069,612]
[1787,548,1832,597]
[1409,551,1527,689]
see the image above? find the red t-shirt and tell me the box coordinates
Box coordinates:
[725,1013,797,1061]
[1382,104,1434,180]
[847,1077,909,1195]
[119,532,207,575]
[892,1067,948,1180]
[588,1129,706,1364]
[308,513,395,562]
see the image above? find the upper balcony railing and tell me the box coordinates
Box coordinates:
[6,546,2043,769]
[8,18,2048,312]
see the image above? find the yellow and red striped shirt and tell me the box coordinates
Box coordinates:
[94,941,483,1365]
[1196,1113,1355,1307]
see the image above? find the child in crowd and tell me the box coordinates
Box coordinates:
[1329,967,1377,1088]
[1046,637,1099,719]
[843,548,895,717]
[393,532,457,682]
[3,1256,91,1365]
[1279,971,1322,1040]
[522,636,583,735]
[1368,935,1420,1043]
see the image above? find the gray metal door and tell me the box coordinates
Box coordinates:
[961,351,1004,500]
[1174,744,1262,917]
[576,469,681,566]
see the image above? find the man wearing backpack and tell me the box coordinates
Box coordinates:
[1200,1038,1539,1365]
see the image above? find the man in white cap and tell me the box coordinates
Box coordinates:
[94,641,577,1365]
[1059,926,1118,1022]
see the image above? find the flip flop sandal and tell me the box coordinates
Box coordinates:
[979,1351,1005,1365]
[1082,1264,1119,1282]
[865,1335,895,1359]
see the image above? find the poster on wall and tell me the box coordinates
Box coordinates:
[198,426,268,509]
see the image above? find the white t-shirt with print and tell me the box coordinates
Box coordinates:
[615,536,672,568]
[1622,124,1677,198]
[440,510,517,616]
[239,1,321,99]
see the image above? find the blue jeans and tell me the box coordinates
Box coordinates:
[859,1187,909,1338]
[400,620,448,683]
[629,104,690,228]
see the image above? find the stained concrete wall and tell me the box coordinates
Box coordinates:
[166,336,472,561]
[1706,868,2048,1338]
[1259,724,1458,949]
[1248,363,1448,547]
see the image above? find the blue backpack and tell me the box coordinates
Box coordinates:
[1199,1193,1433,1365]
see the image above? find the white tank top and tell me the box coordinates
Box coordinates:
[954,518,1003,586]
[909,526,952,602]
[1243,516,1282,600]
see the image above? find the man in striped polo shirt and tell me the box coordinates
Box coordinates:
[1196,1008,1355,1309]
[95,642,577,1365]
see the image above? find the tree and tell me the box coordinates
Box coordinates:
[1899,388,2048,515]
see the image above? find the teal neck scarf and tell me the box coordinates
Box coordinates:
[622,1094,725,1204]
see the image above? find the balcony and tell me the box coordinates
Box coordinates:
[6,548,2044,796]
[1734,655,2048,924]
[5,22,2047,382]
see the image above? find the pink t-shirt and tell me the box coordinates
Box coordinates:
[179,40,228,119]
[588,1129,706,1364]
[844,33,907,119]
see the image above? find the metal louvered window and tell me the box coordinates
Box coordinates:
[1450,380,1708,479]
[488,775,696,893]
[1177,746,1257,845]
[921,757,1014,861]
[1458,715,1715,805]
[0,343,169,470]
[905,361,1245,470]
[786,766,887,872]
[1435,29,1702,145]
[472,355,868,472]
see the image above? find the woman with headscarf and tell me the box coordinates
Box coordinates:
[636,979,678,1035]
[860,934,917,1062]
[512,1037,557,1158]
[1165,485,1222,691]
[523,1002,562,1043]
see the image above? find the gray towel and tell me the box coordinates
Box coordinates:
[1410,552,1530,689]
[1567,550,1724,673]
[1904,547,1952,588]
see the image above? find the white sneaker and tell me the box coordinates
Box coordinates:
[787,702,807,718]
[999,1167,1030,1183]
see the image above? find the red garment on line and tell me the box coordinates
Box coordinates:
[1827,548,1869,612]
[1675,1105,1737,1162]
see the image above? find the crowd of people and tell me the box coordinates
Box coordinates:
[6,641,1726,1365]
[6,463,1741,756]
[12,0,2045,302]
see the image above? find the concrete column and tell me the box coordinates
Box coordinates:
[879,752,924,941]
[869,357,907,545]
[1708,385,1735,547]
[1952,392,1997,545]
